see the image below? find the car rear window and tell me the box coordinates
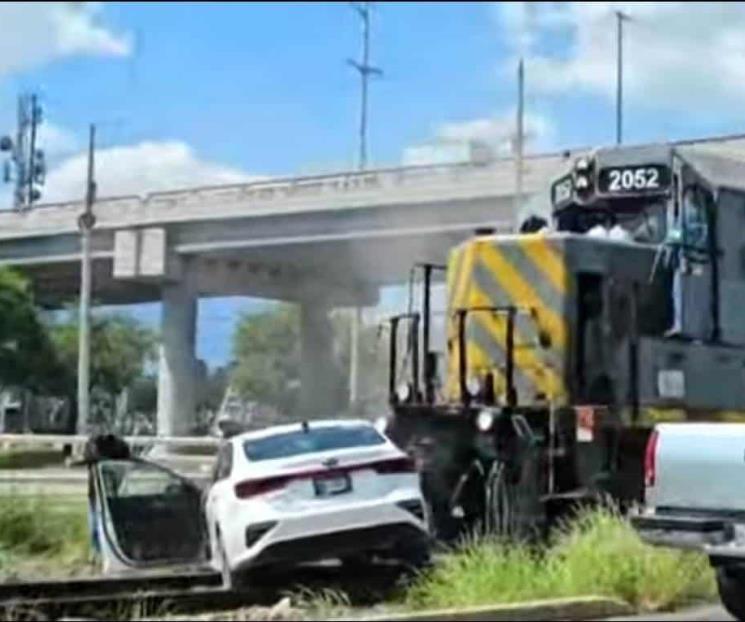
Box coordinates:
[243,425,386,461]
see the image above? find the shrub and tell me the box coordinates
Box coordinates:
[405,507,716,612]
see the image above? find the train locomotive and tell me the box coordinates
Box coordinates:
[384,141,745,540]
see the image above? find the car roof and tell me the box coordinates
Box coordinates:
[229,418,377,445]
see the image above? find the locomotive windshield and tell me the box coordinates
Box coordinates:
[550,147,673,244]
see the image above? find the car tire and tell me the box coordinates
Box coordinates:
[399,538,432,572]
[717,566,745,621]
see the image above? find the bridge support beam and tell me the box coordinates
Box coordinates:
[157,276,198,436]
[299,298,338,417]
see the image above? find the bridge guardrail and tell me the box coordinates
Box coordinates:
[0,155,564,240]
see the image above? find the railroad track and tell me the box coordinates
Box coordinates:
[0,563,408,620]
[0,571,224,620]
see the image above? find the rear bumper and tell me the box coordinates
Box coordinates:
[631,512,734,550]
[247,522,427,568]
[223,495,430,571]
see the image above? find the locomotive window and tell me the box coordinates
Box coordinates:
[682,187,709,252]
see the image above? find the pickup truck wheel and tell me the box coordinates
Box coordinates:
[717,567,745,621]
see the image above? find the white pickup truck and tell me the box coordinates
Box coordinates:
[631,423,745,621]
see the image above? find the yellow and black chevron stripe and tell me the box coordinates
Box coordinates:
[446,233,570,405]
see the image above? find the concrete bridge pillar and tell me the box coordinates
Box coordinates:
[299,298,337,417]
[157,277,198,436]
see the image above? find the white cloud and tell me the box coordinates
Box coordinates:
[37,122,80,158]
[402,109,555,165]
[496,2,745,115]
[40,140,262,203]
[0,2,130,76]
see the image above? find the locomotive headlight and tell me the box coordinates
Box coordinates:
[396,383,411,403]
[575,174,590,190]
[476,409,495,432]
[575,156,590,172]
[466,376,482,398]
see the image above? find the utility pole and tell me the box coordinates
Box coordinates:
[347,2,382,412]
[615,10,630,146]
[515,58,525,214]
[0,93,46,210]
[77,124,97,435]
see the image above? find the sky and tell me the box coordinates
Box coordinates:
[4,1,745,366]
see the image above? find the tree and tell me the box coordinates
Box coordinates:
[0,268,65,395]
[200,364,232,412]
[231,304,302,416]
[50,312,157,430]
[230,304,389,418]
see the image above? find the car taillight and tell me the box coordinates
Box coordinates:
[234,476,289,499]
[234,455,418,498]
[372,456,417,475]
[644,429,659,488]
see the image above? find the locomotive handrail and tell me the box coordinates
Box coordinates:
[453,304,539,408]
[388,312,421,404]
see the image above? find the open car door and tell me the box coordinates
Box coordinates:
[89,455,210,575]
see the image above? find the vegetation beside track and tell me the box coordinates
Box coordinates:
[0,494,91,581]
[0,503,717,618]
[404,507,716,613]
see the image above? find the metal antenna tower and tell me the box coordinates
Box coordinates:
[1,94,46,210]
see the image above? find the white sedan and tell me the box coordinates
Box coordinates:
[86,420,431,586]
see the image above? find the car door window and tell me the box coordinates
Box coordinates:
[96,459,206,566]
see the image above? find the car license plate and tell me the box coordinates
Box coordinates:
[314,473,352,497]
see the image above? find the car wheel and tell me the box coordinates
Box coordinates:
[399,538,432,572]
[717,566,745,621]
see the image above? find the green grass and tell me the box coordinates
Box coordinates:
[404,507,716,613]
[0,494,91,580]
[0,449,65,470]
[0,497,717,617]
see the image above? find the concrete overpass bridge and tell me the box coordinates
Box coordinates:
[2,135,741,434]
[0,152,568,434]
